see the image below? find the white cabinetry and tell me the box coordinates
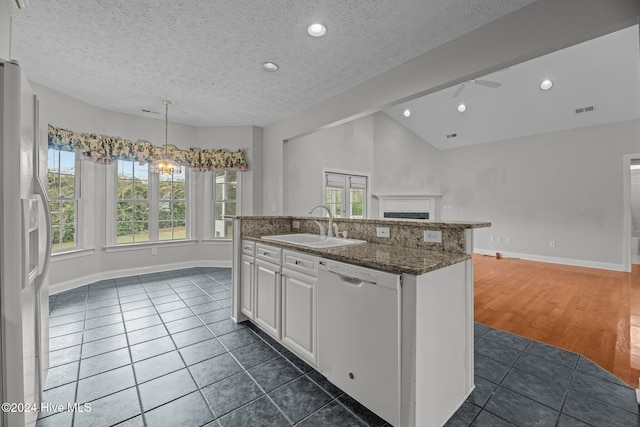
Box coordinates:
[240,254,254,319]
[254,243,282,339]
[281,250,318,365]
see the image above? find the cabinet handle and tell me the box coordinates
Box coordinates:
[294,260,300,265]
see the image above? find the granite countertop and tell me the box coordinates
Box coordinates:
[230,215,491,229]
[242,235,470,275]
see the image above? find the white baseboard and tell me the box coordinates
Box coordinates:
[49,260,232,295]
[473,249,625,272]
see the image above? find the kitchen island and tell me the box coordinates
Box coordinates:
[230,216,490,427]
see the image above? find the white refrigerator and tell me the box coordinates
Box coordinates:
[0,60,52,427]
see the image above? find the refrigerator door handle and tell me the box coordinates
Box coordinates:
[34,179,51,291]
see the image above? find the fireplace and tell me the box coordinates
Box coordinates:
[373,194,441,220]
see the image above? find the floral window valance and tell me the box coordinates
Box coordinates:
[48,124,248,172]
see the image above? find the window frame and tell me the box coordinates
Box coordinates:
[207,170,241,240]
[321,168,370,219]
[107,159,192,246]
[47,148,82,253]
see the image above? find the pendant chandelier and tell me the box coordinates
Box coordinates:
[150,100,182,175]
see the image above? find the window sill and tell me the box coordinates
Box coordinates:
[203,239,232,245]
[104,239,198,253]
[51,247,96,263]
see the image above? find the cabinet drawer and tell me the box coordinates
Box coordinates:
[255,243,282,264]
[283,250,319,277]
[241,240,256,256]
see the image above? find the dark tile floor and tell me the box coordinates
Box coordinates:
[38,268,638,427]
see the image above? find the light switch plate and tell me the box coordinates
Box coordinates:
[376,227,390,238]
[292,221,300,229]
[424,230,442,243]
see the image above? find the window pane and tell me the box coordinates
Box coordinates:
[326,187,342,217]
[134,177,148,200]
[350,189,364,218]
[224,219,233,238]
[214,203,224,220]
[133,222,149,242]
[61,225,75,248]
[159,202,172,221]
[47,150,60,197]
[174,221,186,239]
[59,151,76,196]
[118,179,133,199]
[159,221,173,241]
[49,201,61,225]
[51,226,60,248]
[226,171,237,184]
[173,181,186,199]
[159,178,173,200]
[133,202,149,222]
[61,201,76,225]
[225,202,236,216]
[215,184,226,201]
[117,223,133,243]
[117,202,133,222]
[173,202,186,221]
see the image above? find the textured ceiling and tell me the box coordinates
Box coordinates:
[383,25,640,149]
[10,0,535,127]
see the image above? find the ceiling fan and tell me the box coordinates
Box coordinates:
[452,79,501,98]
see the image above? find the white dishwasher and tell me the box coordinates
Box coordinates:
[317,258,401,427]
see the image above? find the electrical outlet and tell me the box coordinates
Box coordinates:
[490,236,494,242]
[424,230,442,243]
[549,240,556,248]
[506,237,511,244]
[376,227,390,238]
[292,221,300,229]
[497,237,502,243]
[151,247,158,256]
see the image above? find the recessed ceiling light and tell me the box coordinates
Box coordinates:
[403,109,411,118]
[457,103,467,113]
[540,79,553,90]
[262,62,279,72]
[307,23,327,37]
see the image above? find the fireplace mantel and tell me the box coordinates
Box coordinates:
[373,193,442,220]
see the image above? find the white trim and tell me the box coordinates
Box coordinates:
[50,247,95,262]
[623,153,640,273]
[474,248,625,272]
[103,239,197,253]
[203,239,232,245]
[49,259,233,295]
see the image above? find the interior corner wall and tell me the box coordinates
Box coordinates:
[439,119,640,269]
[32,84,257,291]
[284,115,375,215]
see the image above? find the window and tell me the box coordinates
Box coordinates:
[117,160,149,243]
[324,171,368,218]
[159,171,186,240]
[114,160,190,244]
[212,170,237,238]
[47,149,80,252]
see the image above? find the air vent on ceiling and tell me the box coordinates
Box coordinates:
[446,133,458,139]
[141,109,160,115]
[574,105,596,114]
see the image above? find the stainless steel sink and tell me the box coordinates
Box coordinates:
[262,233,367,249]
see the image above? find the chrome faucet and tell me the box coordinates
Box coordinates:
[308,205,334,237]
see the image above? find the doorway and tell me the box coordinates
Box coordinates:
[623,153,640,272]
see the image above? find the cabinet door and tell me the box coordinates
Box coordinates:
[281,268,317,365]
[254,259,281,339]
[240,254,254,319]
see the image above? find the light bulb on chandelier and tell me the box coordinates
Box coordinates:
[149,100,182,175]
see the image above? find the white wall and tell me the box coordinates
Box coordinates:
[263,0,640,217]
[284,115,374,215]
[439,119,640,270]
[33,85,261,292]
[0,0,10,60]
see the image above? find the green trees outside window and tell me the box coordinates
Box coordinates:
[159,171,187,240]
[212,170,236,238]
[117,160,150,243]
[48,149,79,251]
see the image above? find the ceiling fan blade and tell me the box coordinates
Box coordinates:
[474,79,501,88]
[452,83,465,98]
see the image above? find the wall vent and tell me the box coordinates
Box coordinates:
[575,105,595,114]
[446,133,458,139]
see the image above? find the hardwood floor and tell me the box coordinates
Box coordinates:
[473,254,640,388]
